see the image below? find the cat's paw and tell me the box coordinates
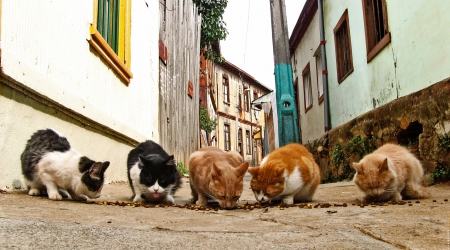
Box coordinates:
[48,193,63,201]
[282,197,294,205]
[133,196,144,203]
[195,200,207,206]
[165,195,175,204]
[28,189,41,196]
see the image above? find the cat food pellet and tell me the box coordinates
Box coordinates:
[409,204,413,206]
[415,201,420,203]
[444,199,448,202]
[279,207,284,210]
[432,200,436,202]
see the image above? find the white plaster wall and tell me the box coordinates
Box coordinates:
[323,0,450,127]
[0,0,160,188]
[0,89,133,188]
[1,0,160,141]
[291,13,325,143]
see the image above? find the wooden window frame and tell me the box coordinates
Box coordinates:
[222,75,230,104]
[362,0,391,63]
[89,0,132,84]
[246,130,251,155]
[238,128,243,156]
[224,124,231,151]
[302,63,313,113]
[314,49,324,104]
[333,9,354,83]
[244,88,250,112]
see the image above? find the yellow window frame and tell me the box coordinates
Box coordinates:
[89,0,132,84]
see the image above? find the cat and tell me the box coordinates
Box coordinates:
[352,143,430,203]
[21,128,110,201]
[127,140,181,204]
[248,143,321,205]
[188,146,249,209]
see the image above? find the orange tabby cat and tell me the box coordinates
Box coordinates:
[352,143,430,203]
[188,146,249,209]
[248,143,321,204]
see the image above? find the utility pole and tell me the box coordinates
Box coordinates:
[270,0,299,146]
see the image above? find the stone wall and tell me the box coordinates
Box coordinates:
[306,78,450,185]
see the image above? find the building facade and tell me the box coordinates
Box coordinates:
[1,0,163,188]
[209,61,271,166]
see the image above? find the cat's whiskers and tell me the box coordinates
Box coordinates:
[202,191,217,201]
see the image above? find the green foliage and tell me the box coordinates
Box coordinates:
[199,106,217,133]
[344,135,377,158]
[431,163,450,184]
[438,134,450,150]
[326,135,378,183]
[177,162,189,175]
[193,0,228,63]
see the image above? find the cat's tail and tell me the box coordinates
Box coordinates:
[403,183,431,199]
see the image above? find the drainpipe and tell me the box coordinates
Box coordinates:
[318,0,331,132]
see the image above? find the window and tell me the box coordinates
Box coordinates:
[293,77,300,113]
[89,0,132,84]
[238,128,243,156]
[362,0,390,62]
[303,63,313,113]
[253,91,258,102]
[333,10,353,83]
[244,89,249,112]
[238,93,242,110]
[314,47,324,104]
[224,124,230,151]
[246,130,251,154]
[223,75,230,104]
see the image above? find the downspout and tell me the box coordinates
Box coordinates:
[318,0,331,132]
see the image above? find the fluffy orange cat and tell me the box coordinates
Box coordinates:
[248,143,321,204]
[352,143,430,203]
[188,146,249,209]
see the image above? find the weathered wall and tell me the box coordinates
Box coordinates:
[291,12,326,144]
[323,0,450,128]
[158,0,201,166]
[0,0,160,188]
[306,78,450,184]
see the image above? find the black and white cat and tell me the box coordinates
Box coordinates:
[127,140,181,204]
[21,128,110,201]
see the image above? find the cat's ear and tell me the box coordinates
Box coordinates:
[235,162,249,177]
[211,163,221,182]
[101,161,110,173]
[276,167,284,177]
[138,154,147,165]
[212,163,222,176]
[248,166,259,177]
[352,162,364,174]
[166,155,175,166]
[89,162,103,180]
[379,158,389,172]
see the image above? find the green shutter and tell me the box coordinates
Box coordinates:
[97,0,120,53]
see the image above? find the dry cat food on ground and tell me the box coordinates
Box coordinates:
[83,199,445,211]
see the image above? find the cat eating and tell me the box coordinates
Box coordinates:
[21,128,110,201]
[188,146,249,209]
[127,140,181,204]
[248,143,321,205]
[352,143,430,203]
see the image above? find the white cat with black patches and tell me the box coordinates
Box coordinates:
[21,128,110,201]
[127,140,181,204]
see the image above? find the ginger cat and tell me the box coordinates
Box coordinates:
[188,146,249,209]
[352,143,430,203]
[248,143,321,204]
